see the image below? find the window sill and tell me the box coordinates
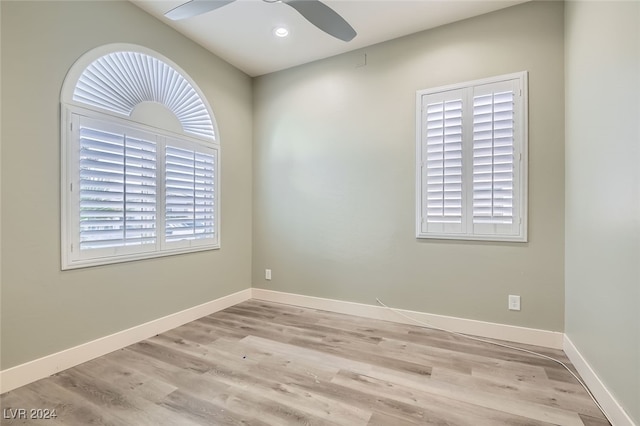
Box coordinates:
[61,244,220,270]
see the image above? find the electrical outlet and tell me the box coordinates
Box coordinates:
[508,295,521,311]
[265,269,272,280]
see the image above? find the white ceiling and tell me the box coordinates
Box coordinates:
[131,0,528,77]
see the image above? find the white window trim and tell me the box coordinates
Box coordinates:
[415,72,528,242]
[61,44,220,270]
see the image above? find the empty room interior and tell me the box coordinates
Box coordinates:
[0,0,638,425]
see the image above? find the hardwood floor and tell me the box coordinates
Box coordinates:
[1,300,609,425]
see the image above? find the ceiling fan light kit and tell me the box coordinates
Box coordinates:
[165,0,357,42]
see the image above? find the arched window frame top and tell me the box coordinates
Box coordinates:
[61,44,217,142]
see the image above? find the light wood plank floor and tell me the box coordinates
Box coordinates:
[1,300,609,425]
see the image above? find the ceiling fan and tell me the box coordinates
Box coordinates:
[165,0,357,42]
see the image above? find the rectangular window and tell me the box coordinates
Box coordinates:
[416,72,527,242]
[63,111,219,269]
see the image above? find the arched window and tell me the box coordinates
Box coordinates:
[61,44,220,269]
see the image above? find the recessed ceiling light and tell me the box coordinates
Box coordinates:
[273,27,289,38]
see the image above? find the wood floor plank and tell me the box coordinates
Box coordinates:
[332,369,556,426]
[73,356,177,403]
[431,366,604,419]
[0,300,609,425]
[0,381,85,426]
[146,332,372,425]
[157,389,266,426]
[108,348,233,402]
[161,321,222,345]
[48,367,197,426]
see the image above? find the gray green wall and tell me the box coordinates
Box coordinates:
[565,1,640,423]
[0,1,253,369]
[253,1,565,332]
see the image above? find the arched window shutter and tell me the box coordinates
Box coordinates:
[72,51,215,140]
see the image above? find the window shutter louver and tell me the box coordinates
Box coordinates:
[424,99,463,224]
[193,151,216,239]
[472,90,515,225]
[79,124,157,251]
[165,145,216,244]
[123,135,158,245]
[79,127,125,250]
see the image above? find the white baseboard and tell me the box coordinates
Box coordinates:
[250,288,564,349]
[563,335,637,426]
[0,288,252,394]
[6,287,633,426]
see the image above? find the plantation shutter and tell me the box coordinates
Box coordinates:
[165,145,216,245]
[416,72,527,241]
[78,118,157,253]
[471,80,520,236]
[420,89,465,235]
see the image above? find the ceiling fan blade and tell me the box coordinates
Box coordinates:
[165,0,236,21]
[283,0,357,42]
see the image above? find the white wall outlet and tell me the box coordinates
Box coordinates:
[265,269,272,280]
[508,295,521,311]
